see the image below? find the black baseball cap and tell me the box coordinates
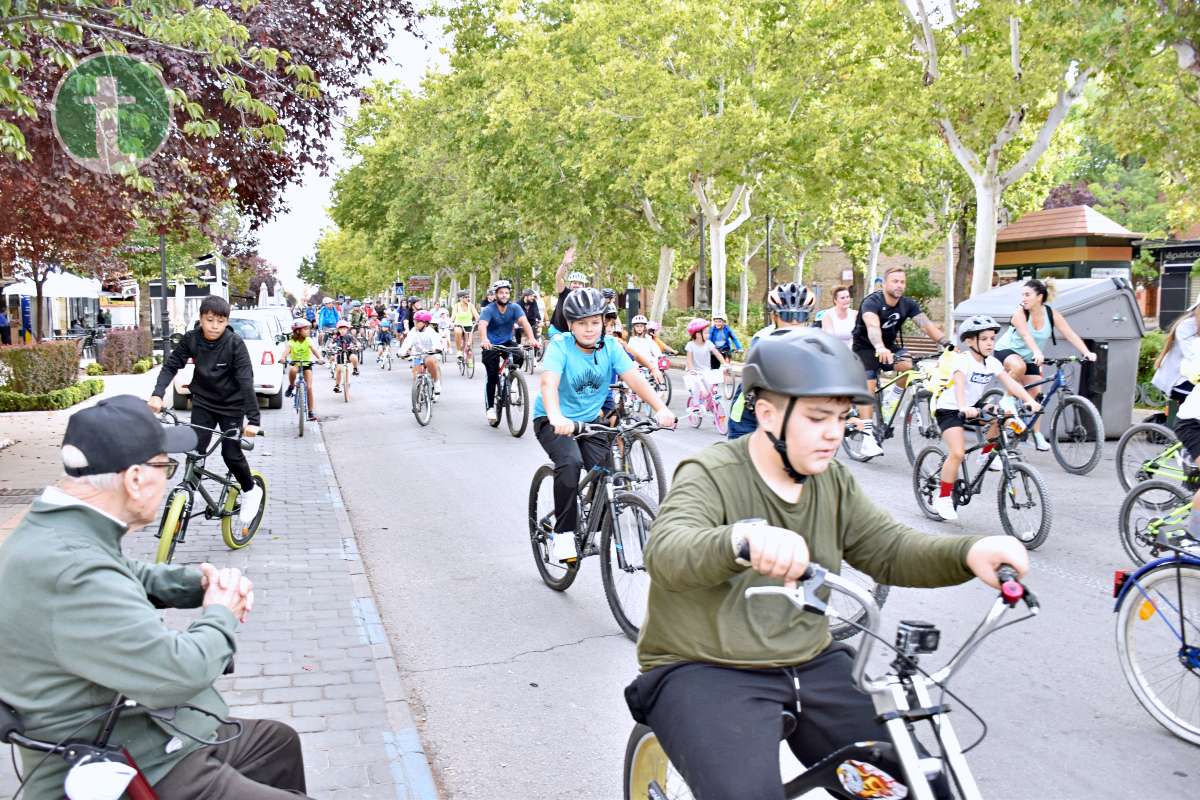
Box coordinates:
[62,395,197,477]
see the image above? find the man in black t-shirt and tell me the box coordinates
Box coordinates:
[849,266,950,457]
[548,245,585,336]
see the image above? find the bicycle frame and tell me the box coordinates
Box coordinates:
[573,432,641,567]
[954,423,1020,504]
[1139,441,1191,484]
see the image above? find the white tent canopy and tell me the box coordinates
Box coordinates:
[3,272,101,299]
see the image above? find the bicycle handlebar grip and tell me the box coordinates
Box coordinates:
[996,563,1025,605]
[240,439,255,452]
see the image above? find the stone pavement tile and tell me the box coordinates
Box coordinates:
[0,410,438,800]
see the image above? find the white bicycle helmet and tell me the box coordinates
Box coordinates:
[631,314,648,326]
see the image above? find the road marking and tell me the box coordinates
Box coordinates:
[383,728,439,800]
[352,596,387,646]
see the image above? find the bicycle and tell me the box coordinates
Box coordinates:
[1114,421,1193,493]
[683,369,728,435]
[979,356,1104,475]
[488,344,530,437]
[605,383,669,503]
[410,350,439,426]
[843,359,939,466]
[913,406,1053,549]
[522,342,538,374]
[1116,480,1200,565]
[624,560,1039,800]
[528,420,661,640]
[456,324,477,379]
[333,348,352,403]
[284,359,315,437]
[153,410,267,564]
[1113,538,1200,745]
[376,337,394,370]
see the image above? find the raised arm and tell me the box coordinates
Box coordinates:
[553,246,577,293]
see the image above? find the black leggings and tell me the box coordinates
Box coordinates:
[482,344,524,409]
[626,649,928,800]
[190,405,254,492]
[533,417,611,533]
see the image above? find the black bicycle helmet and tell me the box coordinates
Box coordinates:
[601,287,617,301]
[741,328,872,483]
[767,282,814,323]
[561,288,607,322]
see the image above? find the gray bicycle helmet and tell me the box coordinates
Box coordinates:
[601,287,617,300]
[741,328,871,483]
[561,288,607,322]
[566,270,589,285]
[604,302,619,318]
[767,282,814,323]
[957,314,1001,343]
[492,279,512,292]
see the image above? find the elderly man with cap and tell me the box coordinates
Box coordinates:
[0,396,311,799]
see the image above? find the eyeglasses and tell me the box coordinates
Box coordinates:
[142,457,179,479]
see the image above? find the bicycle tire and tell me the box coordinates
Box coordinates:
[414,379,433,426]
[686,397,702,428]
[467,354,476,379]
[902,390,938,467]
[722,369,735,400]
[221,471,267,549]
[912,446,948,522]
[713,397,728,436]
[507,371,529,437]
[618,432,668,503]
[458,354,466,376]
[600,491,657,641]
[623,724,695,800]
[1118,479,1191,566]
[1049,395,1104,475]
[1115,422,1180,493]
[829,564,890,642]
[1115,561,1200,745]
[658,372,673,407]
[155,488,191,564]
[997,461,1052,549]
[296,382,306,438]
[528,464,579,591]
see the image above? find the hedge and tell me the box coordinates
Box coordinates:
[98,328,152,374]
[0,340,81,394]
[0,378,104,412]
[1138,329,1166,386]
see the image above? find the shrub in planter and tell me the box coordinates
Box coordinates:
[98,328,152,374]
[0,378,104,412]
[131,357,153,374]
[0,340,81,394]
[85,362,106,376]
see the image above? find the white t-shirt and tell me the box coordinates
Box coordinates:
[936,352,1004,411]
[686,339,721,372]
[627,334,663,363]
[400,327,441,358]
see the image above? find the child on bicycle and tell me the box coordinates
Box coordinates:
[149,294,263,523]
[281,318,324,421]
[707,313,742,367]
[683,318,728,406]
[399,310,443,395]
[330,320,359,393]
[646,320,677,355]
[375,315,394,360]
[930,315,1041,522]
[626,327,1029,800]
[534,288,676,563]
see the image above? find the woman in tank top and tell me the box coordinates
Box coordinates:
[820,285,857,346]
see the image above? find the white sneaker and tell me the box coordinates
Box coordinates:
[486,406,498,423]
[931,495,958,521]
[434,381,442,395]
[551,530,578,563]
[239,485,263,523]
[858,426,884,458]
[1033,431,1050,452]
[977,450,1002,471]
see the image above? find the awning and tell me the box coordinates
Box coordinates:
[2,272,102,299]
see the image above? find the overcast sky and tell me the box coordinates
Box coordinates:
[256,14,447,298]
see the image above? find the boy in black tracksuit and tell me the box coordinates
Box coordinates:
[149,295,262,520]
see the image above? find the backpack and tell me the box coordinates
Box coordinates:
[1023,305,1057,346]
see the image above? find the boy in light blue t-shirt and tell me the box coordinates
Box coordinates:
[534,288,676,563]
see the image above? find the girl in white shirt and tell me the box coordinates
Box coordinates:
[819,285,857,347]
[929,315,1040,522]
[627,315,663,364]
[683,318,727,402]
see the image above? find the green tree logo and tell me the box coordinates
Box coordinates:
[52,54,171,175]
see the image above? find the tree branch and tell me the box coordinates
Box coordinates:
[986,107,1026,176]
[718,183,745,223]
[937,118,982,181]
[1000,67,1092,187]
[1010,17,1022,81]
[725,185,753,235]
[903,0,940,85]
[640,196,664,235]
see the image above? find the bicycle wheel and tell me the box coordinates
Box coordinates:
[507,371,529,437]
[221,471,268,549]
[912,446,948,521]
[458,354,466,376]
[829,563,891,642]
[1118,480,1192,566]
[1049,395,1104,475]
[414,379,433,426]
[902,390,938,467]
[623,724,695,800]
[528,464,579,591]
[657,372,672,406]
[713,397,728,436]
[1115,561,1200,745]
[155,488,191,564]
[722,368,735,400]
[686,397,702,428]
[467,354,476,379]
[296,383,306,438]
[997,461,1052,549]
[1116,423,1180,493]
[601,491,657,641]
[617,432,668,503]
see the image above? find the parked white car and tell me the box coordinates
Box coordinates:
[170,313,286,410]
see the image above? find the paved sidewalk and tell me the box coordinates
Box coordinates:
[0,390,438,799]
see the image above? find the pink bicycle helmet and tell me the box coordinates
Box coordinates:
[648,320,661,332]
[414,310,433,323]
[686,318,710,335]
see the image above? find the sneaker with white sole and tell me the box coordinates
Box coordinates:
[435,381,442,395]
[239,485,263,524]
[976,450,1002,471]
[858,427,884,458]
[931,495,958,521]
[551,530,578,563]
[1033,431,1050,451]
[486,406,498,423]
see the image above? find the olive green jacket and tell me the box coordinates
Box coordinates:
[0,491,237,798]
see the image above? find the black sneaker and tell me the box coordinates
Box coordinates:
[285,386,294,398]
[307,413,318,422]
[333,385,341,394]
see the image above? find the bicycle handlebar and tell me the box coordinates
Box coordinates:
[157,410,262,452]
[571,419,663,437]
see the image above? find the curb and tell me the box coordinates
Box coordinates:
[314,421,441,800]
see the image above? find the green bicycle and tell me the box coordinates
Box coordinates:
[154,411,267,564]
[1117,479,1200,565]
[843,359,939,466]
[1115,422,1193,493]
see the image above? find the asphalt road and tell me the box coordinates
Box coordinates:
[319,349,1196,800]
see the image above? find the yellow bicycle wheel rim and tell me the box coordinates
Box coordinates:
[155,491,188,564]
[627,730,673,800]
[221,470,268,549]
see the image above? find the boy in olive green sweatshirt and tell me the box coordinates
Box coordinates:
[626,328,1028,800]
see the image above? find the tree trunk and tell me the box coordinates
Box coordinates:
[865,211,892,288]
[970,178,1000,297]
[709,219,727,317]
[944,218,956,327]
[650,245,675,323]
[738,259,749,328]
[954,216,972,306]
[433,272,441,304]
[34,276,46,341]
[138,279,152,334]
[469,273,478,301]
